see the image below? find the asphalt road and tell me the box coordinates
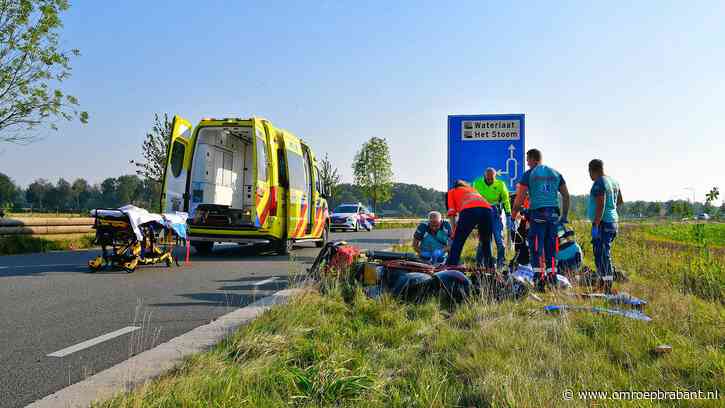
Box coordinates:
[0,228,413,408]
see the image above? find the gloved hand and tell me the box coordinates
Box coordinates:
[591,225,600,240]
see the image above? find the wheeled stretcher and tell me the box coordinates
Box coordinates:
[87,206,187,273]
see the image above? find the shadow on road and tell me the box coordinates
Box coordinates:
[150,276,290,308]
[148,293,258,308]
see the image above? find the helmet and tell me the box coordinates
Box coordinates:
[432,270,471,303]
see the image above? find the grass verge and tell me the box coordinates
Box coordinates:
[0,234,95,255]
[96,223,724,407]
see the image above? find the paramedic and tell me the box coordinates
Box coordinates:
[412,211,452,263]
[446,180,494,267]
[512,149,570,285]
[588,159,623,293]
[472,167,512,268]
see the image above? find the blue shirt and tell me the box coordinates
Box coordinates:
[588,175,620,223]
[413,220,452,252]
[520,165,565,210]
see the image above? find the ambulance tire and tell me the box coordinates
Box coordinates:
[315,223,329,248]
[275,238,294,255]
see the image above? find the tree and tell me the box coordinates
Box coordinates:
[100,177,117,207]
[71,178,89,209]
[318,153,341,200]
[130,113,172,183]
[45,177,71,209]
[116,175,141,205]
[704,186,719,214]
[0,0,87,144]
[646,201,662,217]
[352,137,393,212]
[26,178,51,208]
[0,172,17,208]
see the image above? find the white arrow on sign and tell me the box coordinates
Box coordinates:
[496,144,519,189]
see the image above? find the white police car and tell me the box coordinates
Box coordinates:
[330,203,375,232]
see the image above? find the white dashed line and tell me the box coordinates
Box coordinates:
[253,277,278,286]
[47,326,141,358]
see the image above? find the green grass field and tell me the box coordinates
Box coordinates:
[97,222,724,407]
[646,222,725,247]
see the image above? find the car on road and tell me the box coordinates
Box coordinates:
[330,203,375,232]
[696,213,711,220]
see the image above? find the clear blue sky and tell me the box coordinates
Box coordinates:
[1,0,723,203]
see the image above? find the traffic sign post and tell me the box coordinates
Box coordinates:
[447,114,525,190]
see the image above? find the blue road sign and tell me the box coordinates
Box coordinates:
[447,114,525,190]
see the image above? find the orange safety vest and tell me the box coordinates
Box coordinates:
[447,186,491,217]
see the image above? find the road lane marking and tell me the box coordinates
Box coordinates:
[47,326,141,358]
[253,277,278,286]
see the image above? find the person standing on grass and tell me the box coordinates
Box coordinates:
[472,168,512,268]
[587,159,623,293]
[512,148,570,289]
[445,180,494,267]
[412,211,452,264]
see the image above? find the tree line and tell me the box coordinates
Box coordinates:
[0,173,161,214]
[329,181,724,219]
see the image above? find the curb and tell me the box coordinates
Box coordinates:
[27,288,306,408]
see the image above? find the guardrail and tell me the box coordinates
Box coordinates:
[374,218,424,224]
[0,217,94,239]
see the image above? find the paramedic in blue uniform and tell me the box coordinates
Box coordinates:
[512,149,570,287]
[587,159,623,293]
[412,211,452,263]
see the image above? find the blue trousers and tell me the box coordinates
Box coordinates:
[592,222,618,279]
[476,205,504,267]
[527,207,559,270]
[447,206,493,266]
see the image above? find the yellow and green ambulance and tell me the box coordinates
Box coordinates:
[161,116,330,254]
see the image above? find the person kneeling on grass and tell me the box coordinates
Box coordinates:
[412,211,451,264]
[445,180,494,267]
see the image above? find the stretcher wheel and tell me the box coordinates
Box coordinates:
[88,256,105,273]
[122,258,139,273]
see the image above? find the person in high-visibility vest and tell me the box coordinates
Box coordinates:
[472,168,512,268]
[446,180,494,267]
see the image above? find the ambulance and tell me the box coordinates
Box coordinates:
[160,116,330,254]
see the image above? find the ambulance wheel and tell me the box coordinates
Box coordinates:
[192,241,214,255]
[315,224,329,248]
[275,238,294,255]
